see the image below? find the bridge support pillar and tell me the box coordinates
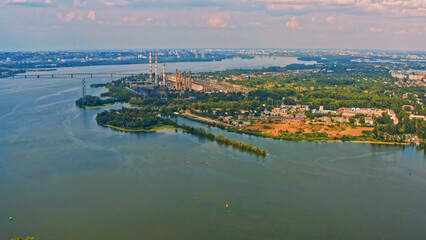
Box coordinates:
[71,74,73,78]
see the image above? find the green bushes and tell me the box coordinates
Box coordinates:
[179,124,215,141]
[215,134,267,157]
[96,108,267,157]
[179,124,267,157]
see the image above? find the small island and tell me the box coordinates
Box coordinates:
[75,95,113,109]
[96,107,177,132]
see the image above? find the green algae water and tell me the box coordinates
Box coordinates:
[1,58,426,240]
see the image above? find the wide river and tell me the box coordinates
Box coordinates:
[1,57,425,240]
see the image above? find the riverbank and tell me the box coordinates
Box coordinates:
[180,112,232,127]
[83,104,113,109]
[178,112,412,147]
[101,124,177,132]
[351,140,410,145]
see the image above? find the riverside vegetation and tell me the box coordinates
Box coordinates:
[96,107,267,157]
[77,60,425,150]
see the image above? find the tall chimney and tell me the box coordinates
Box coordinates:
[179,70,182,90]
[182,71,187,90]
[163,64,166,86]
[175,69,178,90]
[149,51,152,82]
[155,51,158,84]
[188,71,192,91]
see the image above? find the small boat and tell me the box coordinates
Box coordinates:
[9,217,13,220]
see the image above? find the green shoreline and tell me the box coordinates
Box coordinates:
[101,124,177,132]
[83,104,113,109]
[79,87,416,148]
[178,113,411,146]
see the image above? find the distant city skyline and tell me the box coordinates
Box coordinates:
[1,0,426,51]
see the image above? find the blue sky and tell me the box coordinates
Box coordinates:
[1,0,426,51]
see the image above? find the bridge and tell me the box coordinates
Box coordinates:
[13,72,141,79]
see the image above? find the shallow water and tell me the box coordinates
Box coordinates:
[1,57,425,240]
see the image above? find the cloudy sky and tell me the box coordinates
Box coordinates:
[1,0,426,51]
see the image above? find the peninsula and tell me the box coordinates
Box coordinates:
[76,53,426,150]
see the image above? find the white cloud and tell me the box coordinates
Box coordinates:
[73,0,86,7]
[369,27,382,32]
[286,16,303,29]
[255,0,426,17]
[8,0,53,7]
[205,13,230,28]
[57,10,83,22]
[393,28,423,35]
[249,21,265,28]
[114,16,153,27]
[102,0,129,6]
[326,15,336,24]
[87,10,96,21]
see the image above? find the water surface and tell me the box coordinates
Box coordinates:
[1,57,425,240]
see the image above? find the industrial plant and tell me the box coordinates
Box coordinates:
[124,50,203,97]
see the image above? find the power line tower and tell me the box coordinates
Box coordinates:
[82,78,86,105]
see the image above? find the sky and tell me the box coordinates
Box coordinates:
[1,0,426,51]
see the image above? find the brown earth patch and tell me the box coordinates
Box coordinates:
[246,120,374,138]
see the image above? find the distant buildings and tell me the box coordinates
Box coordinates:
[336,107,398,124]
[391,70,426,81]
[262,104,405,125]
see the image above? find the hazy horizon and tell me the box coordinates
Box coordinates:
[1,0,426,52]
[2,47,426,54]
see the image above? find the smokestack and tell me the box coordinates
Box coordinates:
[149,51,152,82]
[183,71,187,91]
[179,70,182,90]
[155,51,158,84]
[163,64,166,86]
[189,71,192,91]
[175,69,178,90]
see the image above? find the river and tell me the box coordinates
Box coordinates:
[1,57,425,240]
